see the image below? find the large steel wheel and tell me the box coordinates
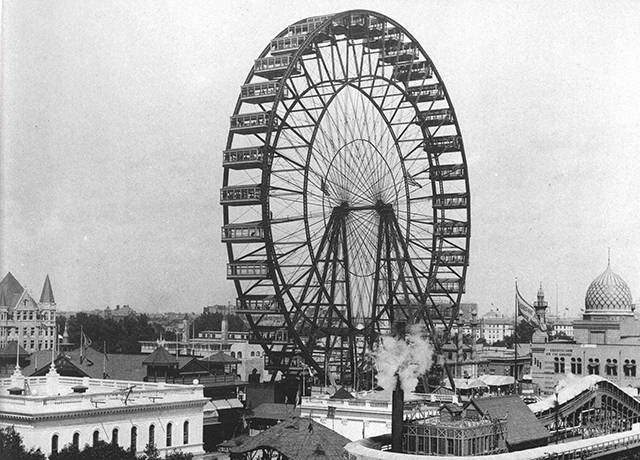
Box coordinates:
[221,10,470,388]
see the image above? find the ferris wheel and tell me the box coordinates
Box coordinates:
[221,10,470,388]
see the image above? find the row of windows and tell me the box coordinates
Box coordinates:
[198,332,250,340]
[554,357,637,377]
[50,421,190,454]
[228,351,263,358]
[6,310,55,321]
[0,339,53,350]
[0,326,55,337]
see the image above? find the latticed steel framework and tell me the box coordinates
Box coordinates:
[221,10,471,386]
[403,417,507,456]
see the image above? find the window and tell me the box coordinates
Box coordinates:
[73,432,80,448]
[554,357,566,373]
[588,358,600,375]
[112,428,119,445]
[130,427,137,452]
[624,359,637,377]
[149,424,155,446]
[93,430,100,447]
[52,434,59,454]
[237,351,242,359]
[571,358,582,374]
[251,351,255,357]
[606,359,618,376]
[231,351,236,358]
[183,421,189,445]
[166,423,172,447]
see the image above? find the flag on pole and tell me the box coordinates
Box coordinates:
[80,330,93,365]
[516,285,545,331]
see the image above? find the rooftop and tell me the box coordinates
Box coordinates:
[0,367,206,419]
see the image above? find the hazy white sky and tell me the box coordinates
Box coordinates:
[1,0,638,317]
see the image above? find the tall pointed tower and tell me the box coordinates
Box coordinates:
[38,275,58,351]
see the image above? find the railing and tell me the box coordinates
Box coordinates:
[553,432,640,460]
[348,428,640,460]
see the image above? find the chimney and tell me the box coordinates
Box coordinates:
[391,321,406,453]
[391,377,404,452]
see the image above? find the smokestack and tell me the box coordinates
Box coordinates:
[391,321,406,453]
[391,376,404,452]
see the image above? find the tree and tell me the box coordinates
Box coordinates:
[515,320,536,344]
[52,441,137,460]
[139,443,160,460]
[64,313,163,354]
[193,313,247,336]
[164,451,193,460]
[0,426,46,460]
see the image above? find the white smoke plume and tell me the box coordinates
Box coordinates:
[372,324,433,394]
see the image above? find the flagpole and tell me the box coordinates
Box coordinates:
[80,325,84,364]
[514,279,518,394]
[103,341,107,379]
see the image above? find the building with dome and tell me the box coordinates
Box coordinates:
[531,259,639,394]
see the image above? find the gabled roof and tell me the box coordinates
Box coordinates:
[30,354,90,378]
[330,387,354,399]
[249,403,300,421]
[230,417,350,459]
[439,402,463,415]
[203,351,240,364]
[465,395,549,449]
[0,272,24,309]
[39,275,55,304]
[142,346,179,366]
[0,340,30,358]
[179,357,215,375]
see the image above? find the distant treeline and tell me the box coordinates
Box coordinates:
[57,311,248,354]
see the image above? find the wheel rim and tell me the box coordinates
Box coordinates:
[222,10,470,388]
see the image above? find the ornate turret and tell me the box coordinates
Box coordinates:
[59,320,74,351]
[533,283,548,328]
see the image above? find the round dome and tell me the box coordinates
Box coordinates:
[584,264,633,314]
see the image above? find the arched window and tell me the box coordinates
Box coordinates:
[237,351,242,359]
[93,430,100,447]
[130,427,137,452]
[251,351,255,357]
[52,434,59,454]
[183,421,189,445]
[606,359,618,376]
[588,358,600,375]
[571,357,582,374]
[149,424,155,447]
[231,351,236,358]
[73,432,80,449]
[112,428,119,445]
[166,423,173,447]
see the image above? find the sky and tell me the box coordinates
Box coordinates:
[1,0,639,317]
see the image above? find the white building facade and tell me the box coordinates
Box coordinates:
[0,365,208,458]
[300,392,439,441]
